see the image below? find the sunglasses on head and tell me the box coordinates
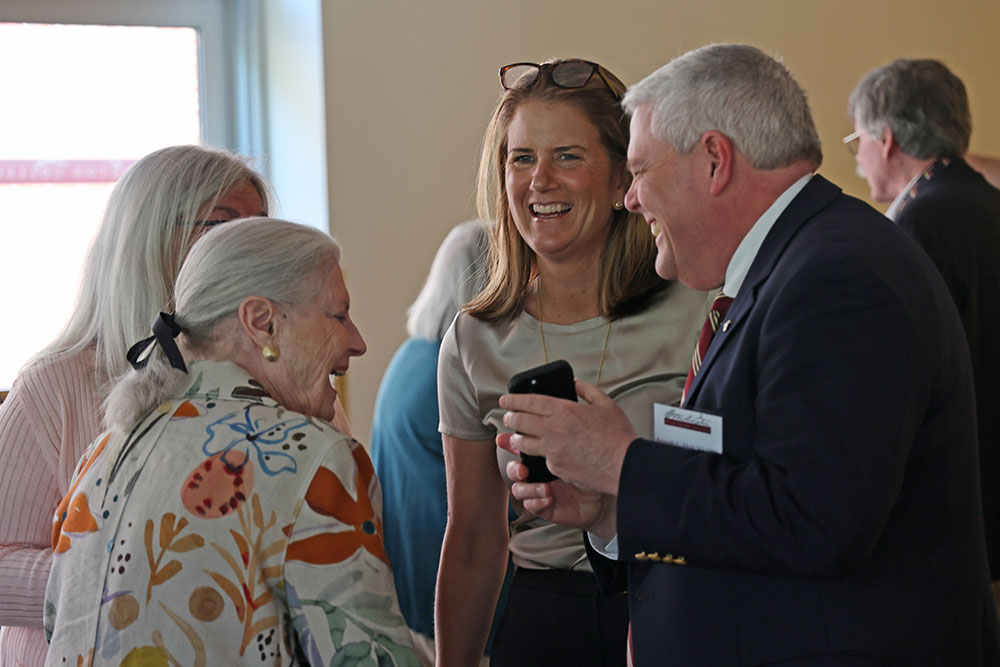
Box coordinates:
[499,59,624,100]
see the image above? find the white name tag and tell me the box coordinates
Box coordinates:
[653,403,723,454]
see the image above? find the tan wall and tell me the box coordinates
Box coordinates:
[323,0,1000,441]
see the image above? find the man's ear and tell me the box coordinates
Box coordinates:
[880,126,898,160]
[702,131,733,196]
[238,295,278,347]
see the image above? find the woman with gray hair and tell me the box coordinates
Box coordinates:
[44,217,419,666]
[0,144,272,667]
[371,219,503,666]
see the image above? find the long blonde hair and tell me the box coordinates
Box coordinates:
[466,59,664,324]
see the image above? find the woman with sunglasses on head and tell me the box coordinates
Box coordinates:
[0,146,348,667]
[435,59,708,666]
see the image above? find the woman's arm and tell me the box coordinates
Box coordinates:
[0,385,61,627]
[283,439,419,664]
[435,434,511,666]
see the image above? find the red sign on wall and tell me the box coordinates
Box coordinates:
[0,160,136,184]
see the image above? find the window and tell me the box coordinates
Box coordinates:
[0,0,253,389]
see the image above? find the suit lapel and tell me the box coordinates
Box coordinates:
[685,176,843,405]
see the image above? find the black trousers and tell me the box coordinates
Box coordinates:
[489,567,628,666]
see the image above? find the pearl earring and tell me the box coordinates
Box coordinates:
[262,344,280,362]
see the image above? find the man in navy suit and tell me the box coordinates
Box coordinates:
[848,58,1000,584]
[498,44,1000,665]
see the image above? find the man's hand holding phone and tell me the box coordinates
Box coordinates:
[499,361,637,538]
[506,360,577,482]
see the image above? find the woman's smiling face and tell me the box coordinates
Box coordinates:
[504,100,624,265]
[265,264,366,423]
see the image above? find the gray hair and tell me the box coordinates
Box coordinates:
[622,44,823,170]
[406,219,489,341]
[38,145,272,388]
[848,58,970,160]
[104,217,341,431]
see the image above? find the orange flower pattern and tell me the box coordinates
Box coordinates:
[45,361,418,665]
[287,445,390,567]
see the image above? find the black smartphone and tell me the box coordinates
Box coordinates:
[507,359,577,483]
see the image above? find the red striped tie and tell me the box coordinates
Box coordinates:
[681,293,733,406]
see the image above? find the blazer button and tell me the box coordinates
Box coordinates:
[648,552,662,562]
[634,551,647,561]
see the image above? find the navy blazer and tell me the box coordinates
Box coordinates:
[895,158,1000,578]
[594,176,1000,665]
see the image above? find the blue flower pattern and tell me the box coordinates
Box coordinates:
[202,404,310,476]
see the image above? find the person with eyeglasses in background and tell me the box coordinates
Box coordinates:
[434,59,708,667]
[847,59,1000,608]
[0,145,351,666]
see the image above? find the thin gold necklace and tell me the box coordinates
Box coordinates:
[535,288,612,385]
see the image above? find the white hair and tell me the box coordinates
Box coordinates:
[848,58,971,160]
[104,217,341,431]
[37,145,271,389]
[623,44,823,170]
[406,220,489,341]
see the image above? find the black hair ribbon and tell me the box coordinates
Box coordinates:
[125,312,188,373]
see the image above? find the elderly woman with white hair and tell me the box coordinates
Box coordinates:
[0,144,273,666]
[43,218,419,666]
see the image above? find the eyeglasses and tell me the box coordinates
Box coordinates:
[499,59,624,100]
[843,130,862,156]
[175,218,232,229]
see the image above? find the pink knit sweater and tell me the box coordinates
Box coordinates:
[0,347,102,667]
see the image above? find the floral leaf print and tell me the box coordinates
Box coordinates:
[229,529,250,562]
[204,569,245,621]
[284,581,324,665]
[68,649,95,667]
[44,601,56,641]
[202,404,311,476]
[150,629,181,667]
[168,534,205,552]
[184,371,204,398]
[300,599,348,647]
[204,492,286,655]
[159,601,206,667]
[374,637,424,667]
[300,594,419,667]
[331,641,373,667]
[247,614,280,643]
[232,378,270,402]
[182,368,221,405]
[343,592,405,627]
[149,560,182,587]
[51,433,112,555]
[144,513,205,604]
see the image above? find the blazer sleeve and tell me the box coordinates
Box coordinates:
[616,255,943,579]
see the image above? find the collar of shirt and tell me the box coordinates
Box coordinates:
[182,359,280,409]
[722,173,813,298]
[886,168,924,221]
